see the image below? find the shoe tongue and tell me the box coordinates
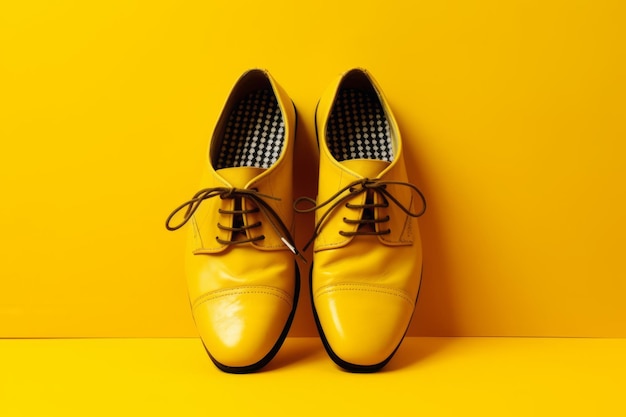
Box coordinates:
[216,166,266,188]
[340,159,391,178]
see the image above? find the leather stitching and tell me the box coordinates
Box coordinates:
[315,283,413,305]
[193,286,292,309]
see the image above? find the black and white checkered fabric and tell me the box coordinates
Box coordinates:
[327,88,393,162]
[216,89,285,169]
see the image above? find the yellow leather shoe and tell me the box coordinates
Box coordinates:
[166,69,300,373]
[296,68,426,372]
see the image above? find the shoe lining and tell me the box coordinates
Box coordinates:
[216,89,285,169]
[327,88,393,162]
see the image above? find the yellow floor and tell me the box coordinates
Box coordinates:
[1,337,624,416]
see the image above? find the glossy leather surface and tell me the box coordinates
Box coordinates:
[181,69,298,372]
[312,68,424,370]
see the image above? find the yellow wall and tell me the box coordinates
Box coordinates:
[1,0,625,337]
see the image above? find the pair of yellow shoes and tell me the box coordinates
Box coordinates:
[166,68,426,373]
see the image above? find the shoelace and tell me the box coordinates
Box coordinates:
[294,178,426,252]
[165,187,304,260]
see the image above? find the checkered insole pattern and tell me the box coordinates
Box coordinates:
[327,88,393,162]
[216,89,285,169]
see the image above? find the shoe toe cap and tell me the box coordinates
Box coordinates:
[314,284,415,368]
[193,287,294,370]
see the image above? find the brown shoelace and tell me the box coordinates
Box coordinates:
[166,187,303,260]
[294,178,426,251]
